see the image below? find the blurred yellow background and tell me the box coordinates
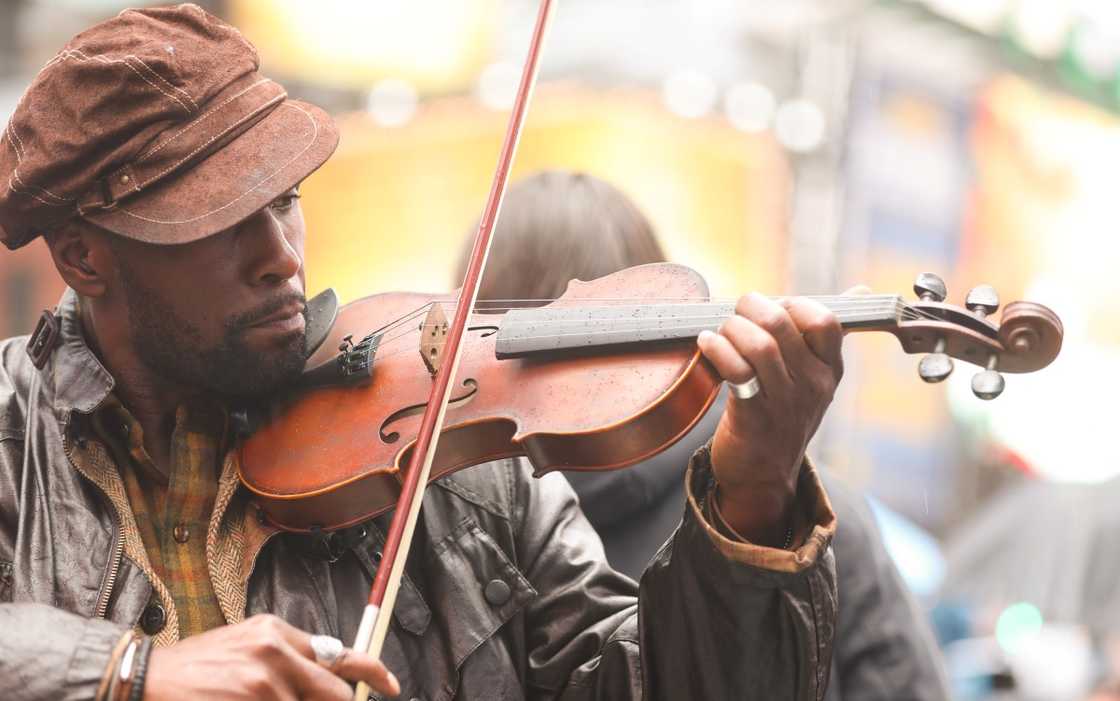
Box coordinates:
[299,89,787,304]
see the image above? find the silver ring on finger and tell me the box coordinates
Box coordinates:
[310,635,345,669]
[729,376,761,400]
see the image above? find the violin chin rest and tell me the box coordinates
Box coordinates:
[304,288,339,356]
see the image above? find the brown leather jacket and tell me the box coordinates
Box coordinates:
[0,290,838,700]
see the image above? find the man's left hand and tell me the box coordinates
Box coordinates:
[696,292,843,546]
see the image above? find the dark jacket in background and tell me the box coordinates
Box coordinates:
[566,391,952,701]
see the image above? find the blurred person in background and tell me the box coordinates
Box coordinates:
[1089,681,1120,701]
[0,6,848,701]
[459,170,951,701]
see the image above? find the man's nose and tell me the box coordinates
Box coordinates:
[241,209,302,286]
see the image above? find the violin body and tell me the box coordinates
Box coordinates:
[239,264,722,532]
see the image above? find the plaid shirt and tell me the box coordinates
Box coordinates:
[92,396,228,638]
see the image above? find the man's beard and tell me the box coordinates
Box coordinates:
[118,268,308,402]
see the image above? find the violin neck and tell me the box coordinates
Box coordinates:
[494,295,905,359]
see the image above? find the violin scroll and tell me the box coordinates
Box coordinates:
[996,301,1064,372]
[892,273,1063,399]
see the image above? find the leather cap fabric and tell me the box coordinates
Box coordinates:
[0,3,339,250]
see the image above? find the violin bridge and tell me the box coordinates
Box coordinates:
[419,303,449,377]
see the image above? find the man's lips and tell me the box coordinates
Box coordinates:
[246,303,306,332]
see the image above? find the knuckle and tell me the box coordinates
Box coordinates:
[725,360,752,382]
[813,308,839,332]
[242,669,276,697]
[790,298,832,327]
[250,612,281,628]
[750,334,780,361]
[755,308,788,334]
[728,370,754,385]
[723,315,748,339]
[734,294,754,317]
[252,636,285,660]
[810,372,837,398]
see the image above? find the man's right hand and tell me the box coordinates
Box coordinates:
[144,614,400,699]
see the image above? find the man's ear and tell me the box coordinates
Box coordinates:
[43,220,115,298]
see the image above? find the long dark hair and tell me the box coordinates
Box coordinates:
[455,171,665,306]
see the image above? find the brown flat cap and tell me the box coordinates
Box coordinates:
[0,3,339,249]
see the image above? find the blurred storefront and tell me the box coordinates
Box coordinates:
[837,2,1120,698]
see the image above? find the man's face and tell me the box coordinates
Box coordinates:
[108,188,309,401]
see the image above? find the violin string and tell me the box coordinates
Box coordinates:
[370,301,911,345]
[365,293,943,337]
[363,297,898,347]
[452,294,906,310]
[360,296,945,357]
[371,303,432,335]
[442,294,903,303]
[436,299,910,317]
[492,308,908,326]
[451,299,945,323]
[356,302,437,342]
[364,305,928,362]
[372,301,927,346]
[365,312,903,367]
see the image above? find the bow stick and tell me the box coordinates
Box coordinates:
[352,1,556,698]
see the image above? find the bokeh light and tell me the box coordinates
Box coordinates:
[995,602,1044,654]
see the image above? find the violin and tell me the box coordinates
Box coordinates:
[238,263,1062,534]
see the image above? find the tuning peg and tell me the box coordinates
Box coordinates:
[966,285,999,319]
[913,272,947,302]
[918,337,953,383]
[971,354,1005,400]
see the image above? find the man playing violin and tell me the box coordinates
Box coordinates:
[0,6,840,700]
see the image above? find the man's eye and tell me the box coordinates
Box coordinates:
[272,193,301,211]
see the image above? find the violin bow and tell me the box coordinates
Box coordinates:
[351,1,556,698]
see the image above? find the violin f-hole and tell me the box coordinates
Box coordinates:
[379,378,480,443]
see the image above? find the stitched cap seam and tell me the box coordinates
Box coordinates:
[135,78,275,165]
[139,91,285,189]
[56,50,193,115]
[5,125,75,204]
[114,101,320,226]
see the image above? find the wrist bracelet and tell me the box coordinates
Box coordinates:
[127,637,153,701]
[111,636,140,701]
[97,631,136,701]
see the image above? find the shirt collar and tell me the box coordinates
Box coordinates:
[50,288,115,416]
[91,393,230,485]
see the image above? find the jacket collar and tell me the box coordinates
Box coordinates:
[49,288,115,415]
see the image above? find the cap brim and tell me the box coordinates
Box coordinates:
[84,99,339,244]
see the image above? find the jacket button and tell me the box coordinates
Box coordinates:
[141,602,166,635]
[173,523,190,543]
[484,578,511,606]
